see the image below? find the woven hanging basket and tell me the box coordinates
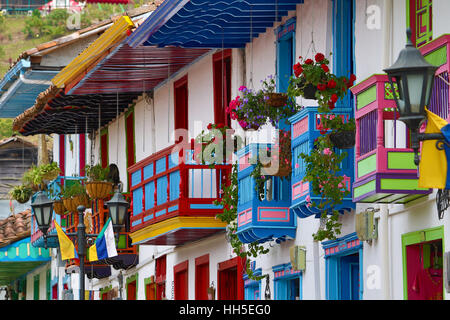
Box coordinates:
[267,93,288,107]
[72,194,90,209]
[62,198,78,213]
[41,171,60,182]
[329,130,356,149]
[53,200,66,216]
[85,181,113,199]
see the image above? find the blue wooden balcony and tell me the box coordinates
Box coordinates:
[289,107,356,218]
[236,144,297,244]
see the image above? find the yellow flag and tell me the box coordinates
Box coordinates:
[418,109,449,189]
[54,221,78,260]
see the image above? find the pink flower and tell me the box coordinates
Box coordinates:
[219,189,224,194]
[323,148,332,156]
[295,163,300,169]
[306,195,311,203]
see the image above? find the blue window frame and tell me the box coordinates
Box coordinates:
[244,262,261,300]
[332,0,355,108]
[323,232,363,300]
[272,263,302,300]
[275,17,296,95]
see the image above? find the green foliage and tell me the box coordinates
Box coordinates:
[22,162,61,190]
[85,164,110,182]
[9,185,33,203]
[0,119,14,140]
[61,180,87,198]
[214,164,270,281]
[23,9,69,39]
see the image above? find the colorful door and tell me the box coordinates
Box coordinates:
[174,260,188,300]
[402,227,444,300]
[195,254,210,300]
[276,18,295,94]
[218,257,245,300]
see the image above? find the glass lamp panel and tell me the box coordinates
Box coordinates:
[43,205,53,226]
[118,206,127,225]
[404,72,426,115]
[34,207,43,227]
[109,204,118,225]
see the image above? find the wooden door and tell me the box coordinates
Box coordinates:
[195,255,210,300]
[174,260,189,300]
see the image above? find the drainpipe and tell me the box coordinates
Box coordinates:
[379,0,393,301]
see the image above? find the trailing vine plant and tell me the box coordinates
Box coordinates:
[195,125,270,280]
[287,53,357,241]
[214,163,269,281]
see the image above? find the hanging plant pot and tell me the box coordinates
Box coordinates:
[297,78,318,100]
[72,194,90,209]
[329,130,356,149]
[85,181,113,199]
[62,198,78,212]
[266,93,288,108]
[53,200,66,216]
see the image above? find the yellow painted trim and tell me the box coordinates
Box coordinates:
[130,216,227,245]
[52,16,135,88]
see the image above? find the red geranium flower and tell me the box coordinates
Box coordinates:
[207,123,213,130]
[321,64,330,73]
[317,83,327,91]
[327,79,337,89]
[305,59,314,65]
[328,100,336,110]
[315,53,325,62]
[331,93,339,103]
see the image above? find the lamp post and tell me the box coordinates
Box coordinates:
[383,29,439,166]
[31,190,129,300]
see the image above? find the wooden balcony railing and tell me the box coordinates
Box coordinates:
[128,143,231,234]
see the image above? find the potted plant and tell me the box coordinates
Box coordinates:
[227,86,269,131]
[22,165,43,192]
[325,116,356,149]
[288,53,356,112]
[84,164,113,199]
[227,77,299,131]
[53,199,66,215]
[40,162,61,182]
[61,181,90,212]
[194,123,243,166]
[9,185,33,204]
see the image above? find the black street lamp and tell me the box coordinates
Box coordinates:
[384,29,440,166]
[31,192,128,300]
[106,190,130,242]
[31,192,54,242]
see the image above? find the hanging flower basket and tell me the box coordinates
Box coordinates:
[72,194,90,209]
[329,130,356,149]
[297,78,318,100]
[62,198,78,212]
[53,200,66,216]
[85,181,113,199]
[266,93,288,107]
